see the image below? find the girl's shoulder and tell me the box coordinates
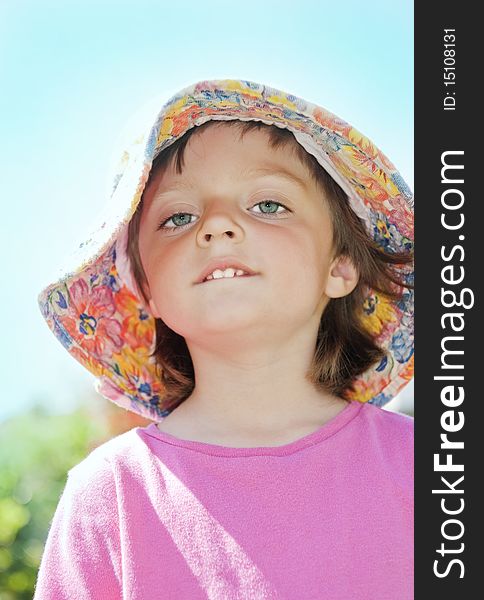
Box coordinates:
[357,403,413,485]
[66,427,142,490]
[360,401,413,437]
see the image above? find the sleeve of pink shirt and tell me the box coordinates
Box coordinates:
[32,457,123,600]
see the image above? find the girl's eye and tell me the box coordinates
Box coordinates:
[157,213,196,231]
[249,200,289,217]
[157,200,290,232]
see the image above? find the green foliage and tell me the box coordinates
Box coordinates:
[0,407,106,599]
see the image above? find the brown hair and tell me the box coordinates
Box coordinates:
[127,120,413,412]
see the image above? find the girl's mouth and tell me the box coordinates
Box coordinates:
[201,273,257,283]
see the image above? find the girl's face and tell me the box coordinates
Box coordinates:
[138,125,351,343]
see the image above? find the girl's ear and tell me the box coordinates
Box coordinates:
[148,297,161,319]
[324,255,359,299]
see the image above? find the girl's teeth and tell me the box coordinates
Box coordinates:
[213,268,234,279]
[206,268,247,281]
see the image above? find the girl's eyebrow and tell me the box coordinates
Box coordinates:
[154,164,308,200]
[155,180,195,197]
[242,166,309,191]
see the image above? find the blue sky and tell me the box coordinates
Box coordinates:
[0,0,413,422]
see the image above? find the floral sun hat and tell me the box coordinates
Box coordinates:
[38,79,414,422]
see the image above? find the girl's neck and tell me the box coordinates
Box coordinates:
[156,393,349,447]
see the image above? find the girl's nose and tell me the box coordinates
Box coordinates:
[196,202,244,245]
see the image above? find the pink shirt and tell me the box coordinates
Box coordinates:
[33,400,413,599]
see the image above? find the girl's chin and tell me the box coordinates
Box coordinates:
[176,316,264,334]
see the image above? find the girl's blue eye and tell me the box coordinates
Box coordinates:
[157,212,195,231]
[251,200,287,216]
[157,200,289,232]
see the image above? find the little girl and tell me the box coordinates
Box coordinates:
[34,79,414,599]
